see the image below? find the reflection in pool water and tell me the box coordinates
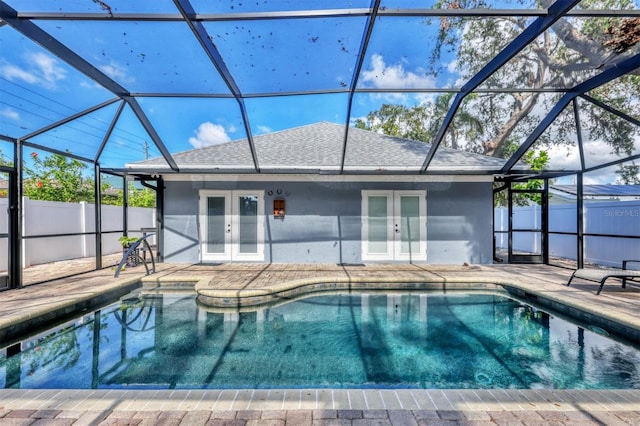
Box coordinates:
[1,291,639,390]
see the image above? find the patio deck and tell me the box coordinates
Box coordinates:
[1,262,640,425]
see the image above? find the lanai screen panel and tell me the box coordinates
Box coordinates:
[4,0,178,13]
[98,105,168,169]
[479,16,640,91]
[137,97,248,158]
[247,94,349,171]
[358,14,530,92]
[34,20,231,95]
[578,100,640,170]
[0,26,114,140]
[191,0,373,13]
[586,76,640,125]
[381,0,546,7]
[345,93,454,172]
[202,16,365,94]
[525,104,583,173]
[25,101,122,160]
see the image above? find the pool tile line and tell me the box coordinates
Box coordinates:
[2,389,640,425]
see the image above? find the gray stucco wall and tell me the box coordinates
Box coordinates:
[162,179,493,264]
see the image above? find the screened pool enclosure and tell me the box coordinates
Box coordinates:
[1,0,639,287]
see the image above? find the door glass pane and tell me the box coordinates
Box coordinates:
[512,202,541,231]
[238,195,258,254]
[399,196,420,255]
[368,196,388,254]
[207,197,226,253]
[512,231,542,256]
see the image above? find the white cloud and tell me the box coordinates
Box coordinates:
[99,61,134,84]
[0,108,19,121]
[583,172,618,185]
[0,52,66,88]
[189,122,231,148]
[360,54,436,90]
[256,125,273,134]
[546,140,632,184]
[30,52,66,83]
[546,144,582,170]
[79,80,103,90]
[0,63,38,84]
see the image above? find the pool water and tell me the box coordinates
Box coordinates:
[1,291,639,390]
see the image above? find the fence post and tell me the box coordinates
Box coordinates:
[80,201,88,258]
[21,196,29,268]
[534,204,539,255]
[577,174,584,269]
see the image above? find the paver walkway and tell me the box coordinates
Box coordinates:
[1,262,639,425]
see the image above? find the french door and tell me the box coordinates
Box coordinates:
[361,190,426,261]
[199,190,264,262]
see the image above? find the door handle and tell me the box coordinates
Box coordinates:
[226,224,231,233]
[395,224,400,233]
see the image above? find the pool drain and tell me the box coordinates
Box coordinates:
[474,371,493,385]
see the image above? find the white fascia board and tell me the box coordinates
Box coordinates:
[161,173,494,183]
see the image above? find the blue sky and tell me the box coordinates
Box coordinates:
[1,0,639,184]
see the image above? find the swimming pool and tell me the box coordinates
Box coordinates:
[1,290,639,390]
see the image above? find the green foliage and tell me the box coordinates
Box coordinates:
[0,150,12,167]
[22,326,81,380]
[494,148,549,207]
[118,235,139,247]
[101,182,156,208]
[128,185,156,208]
[21,151,156,207]
[615,162,640,184]
[355,94,484,152]
[355,104,432,142]
[23,152,94,203]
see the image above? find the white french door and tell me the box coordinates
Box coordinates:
[199,190,264,262]
[361,190,426,261]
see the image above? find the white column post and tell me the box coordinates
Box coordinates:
[21,196,29,268]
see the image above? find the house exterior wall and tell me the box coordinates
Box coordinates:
[162,178,493,264]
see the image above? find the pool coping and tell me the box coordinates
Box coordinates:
[0,388,639,414]
[0,277,142,346]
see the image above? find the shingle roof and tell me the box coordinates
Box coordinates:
[130,122,507,173]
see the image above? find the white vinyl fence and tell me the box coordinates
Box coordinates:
[0,197,155,269]
[495,200,640,268]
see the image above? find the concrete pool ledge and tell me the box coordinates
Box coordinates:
[0,276,142,345]
[193,275,506,305]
